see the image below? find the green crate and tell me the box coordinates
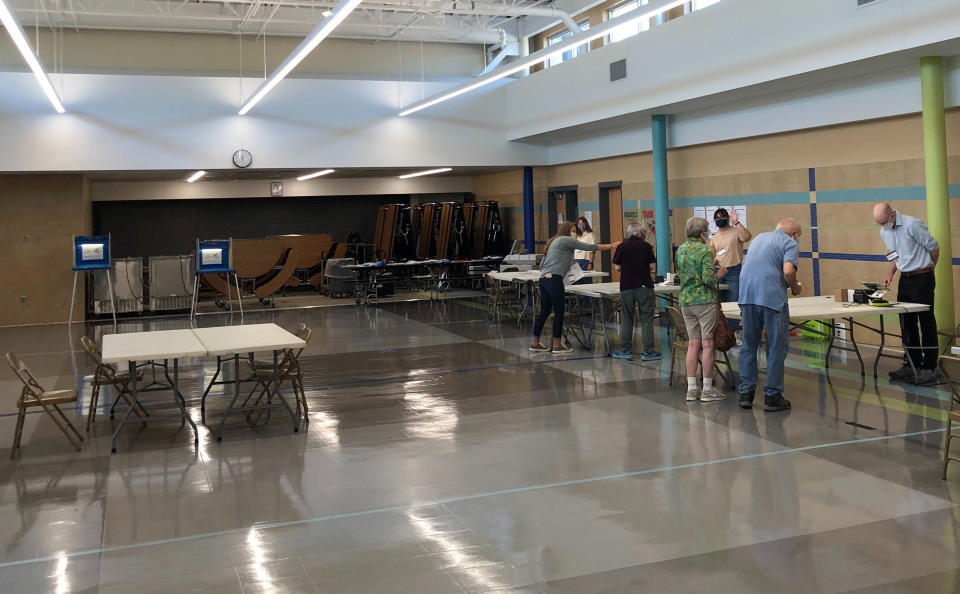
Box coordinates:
[800,320,829,341]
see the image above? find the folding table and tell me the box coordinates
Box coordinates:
[722,296,931,378]
[193,324,305,441]
[101,329,205,453]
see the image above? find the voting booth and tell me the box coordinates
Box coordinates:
[190,238,243,318]
[69,235,116,326]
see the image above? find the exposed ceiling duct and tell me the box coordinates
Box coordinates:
[7,0,575,44]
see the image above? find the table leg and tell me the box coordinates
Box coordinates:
[111,360,139,453]
[874,315,885,377]
[272,349,300,433]
[201,355,223,424]
[214,354,243,442]
[172,359,199,445]
[847,317,865,376]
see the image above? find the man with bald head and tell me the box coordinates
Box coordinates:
[736,218,802,412]
[873,203,940,384]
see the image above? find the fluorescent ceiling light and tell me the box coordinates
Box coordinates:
[398,0,687,117]
[186,170,206,183]
[0,0,65,113]
[297,169,335,180]
[322,10,332,17]
[239,0,363,115]
[398,168,452,179]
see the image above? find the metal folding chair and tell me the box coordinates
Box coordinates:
[6,352,83,458]
[80,336,147,433]
[939,355,960,480]
[245,323,312,422]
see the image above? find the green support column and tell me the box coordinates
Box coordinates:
[920,56,955,344]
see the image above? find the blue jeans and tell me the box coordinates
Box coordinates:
[717,264,741,331]
[534,275,566,339]
[738,303,789,397]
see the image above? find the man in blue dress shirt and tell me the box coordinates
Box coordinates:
[873,203,940,385]
[737,218,802,412]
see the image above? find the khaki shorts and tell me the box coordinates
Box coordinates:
[682,304,718,340]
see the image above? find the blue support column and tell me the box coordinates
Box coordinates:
[652,115,671,276]
[522,166,535,254]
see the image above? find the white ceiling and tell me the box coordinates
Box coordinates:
[8,0,565,44]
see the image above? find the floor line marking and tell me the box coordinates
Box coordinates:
[0,427,945,570]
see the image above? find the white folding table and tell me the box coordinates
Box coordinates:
[490,270,608,325]
[192,324,306,441]
[722,296,931,378]
[564,282,727,354]
[952,347,960,356]
[101,329,206,453]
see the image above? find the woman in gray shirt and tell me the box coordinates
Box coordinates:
[530,221,617,354]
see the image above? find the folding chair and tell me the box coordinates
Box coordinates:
[939,355,960,480]
[245,323,312,422]
[938,321,960,357]
[80,336,147,433]
[6,352,83,458]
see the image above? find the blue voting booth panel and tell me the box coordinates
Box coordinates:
[73,236,111,271]
[196,239,233,274]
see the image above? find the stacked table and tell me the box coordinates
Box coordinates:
[101,323,305,452]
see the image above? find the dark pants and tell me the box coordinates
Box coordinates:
[738,304,789,396]
[620,287,656,353]
[897,271,938,370]
[534,275,566,340]
[574,259,591,285]
[717,264,741,332]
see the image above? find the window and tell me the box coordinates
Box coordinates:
[546,20,590,68]
[692,0,721,9]
[607,0,650,44]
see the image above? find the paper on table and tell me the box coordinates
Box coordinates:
[564,263,585,285]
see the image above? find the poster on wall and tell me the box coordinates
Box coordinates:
[733,205,747,230]
[583,211,593,229]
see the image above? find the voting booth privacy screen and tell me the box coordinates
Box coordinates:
[196,239,233,274]
[73,235,111,271]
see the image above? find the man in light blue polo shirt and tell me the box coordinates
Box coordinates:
[873,203,940,385]
[737,218,802,412]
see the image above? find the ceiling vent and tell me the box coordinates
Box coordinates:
[856,0,884,6]
[610,59,627,82]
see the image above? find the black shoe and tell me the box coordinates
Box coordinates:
[737,391,755,409]
[913,368,938,386]
[763,394,791,412]
[889,364,912,381]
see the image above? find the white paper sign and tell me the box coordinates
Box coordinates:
[693,207,706,220]
[81,243,104,261]
[563,263,585,285]
[201,248,223,266]
[733,205,747,230]
[583,211,593,229]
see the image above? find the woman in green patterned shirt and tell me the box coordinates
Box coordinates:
[676,217,727,403]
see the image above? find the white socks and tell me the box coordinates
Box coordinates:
[703,378,714,390]
[687,377,698,389]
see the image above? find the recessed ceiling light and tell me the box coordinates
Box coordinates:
[322,10,332,17]
[186,170,206,183]
[398,168,452,179]
[297,169,335,181]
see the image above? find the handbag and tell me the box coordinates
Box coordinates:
[713,280,736,352]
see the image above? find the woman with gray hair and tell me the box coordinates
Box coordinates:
[675,217,727,402]
[612,221,660,361]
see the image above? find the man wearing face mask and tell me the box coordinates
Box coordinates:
[736,218,802,412]
[709,208,752,334]
[873,203,940,385]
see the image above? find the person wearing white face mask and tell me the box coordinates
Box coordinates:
[736,218,802,412]
[572,216,596,285]
[873,202,940,385]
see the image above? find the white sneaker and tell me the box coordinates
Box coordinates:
[686,387,700,402]
[700,387,726,403]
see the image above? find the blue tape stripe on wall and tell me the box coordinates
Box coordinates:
[812,257,821,295]
[811,228,819,253]
[818,252,888,262]
[641,184,960,210]
[808,168,816,192]
[817,184,960,204]
[640,191,809,209]
[809,203,818,228]
[578,202,600,211]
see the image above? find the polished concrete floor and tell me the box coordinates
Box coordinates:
[0,299,958,593]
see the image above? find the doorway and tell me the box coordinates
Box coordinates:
[599,181,623,282]
[547,186,579,236]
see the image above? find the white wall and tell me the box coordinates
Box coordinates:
[547,56,960,164]
[0,72,547,172]
[505,0,960,141]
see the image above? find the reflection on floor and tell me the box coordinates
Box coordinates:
[0,298,957,593]
[190,288,485,315]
